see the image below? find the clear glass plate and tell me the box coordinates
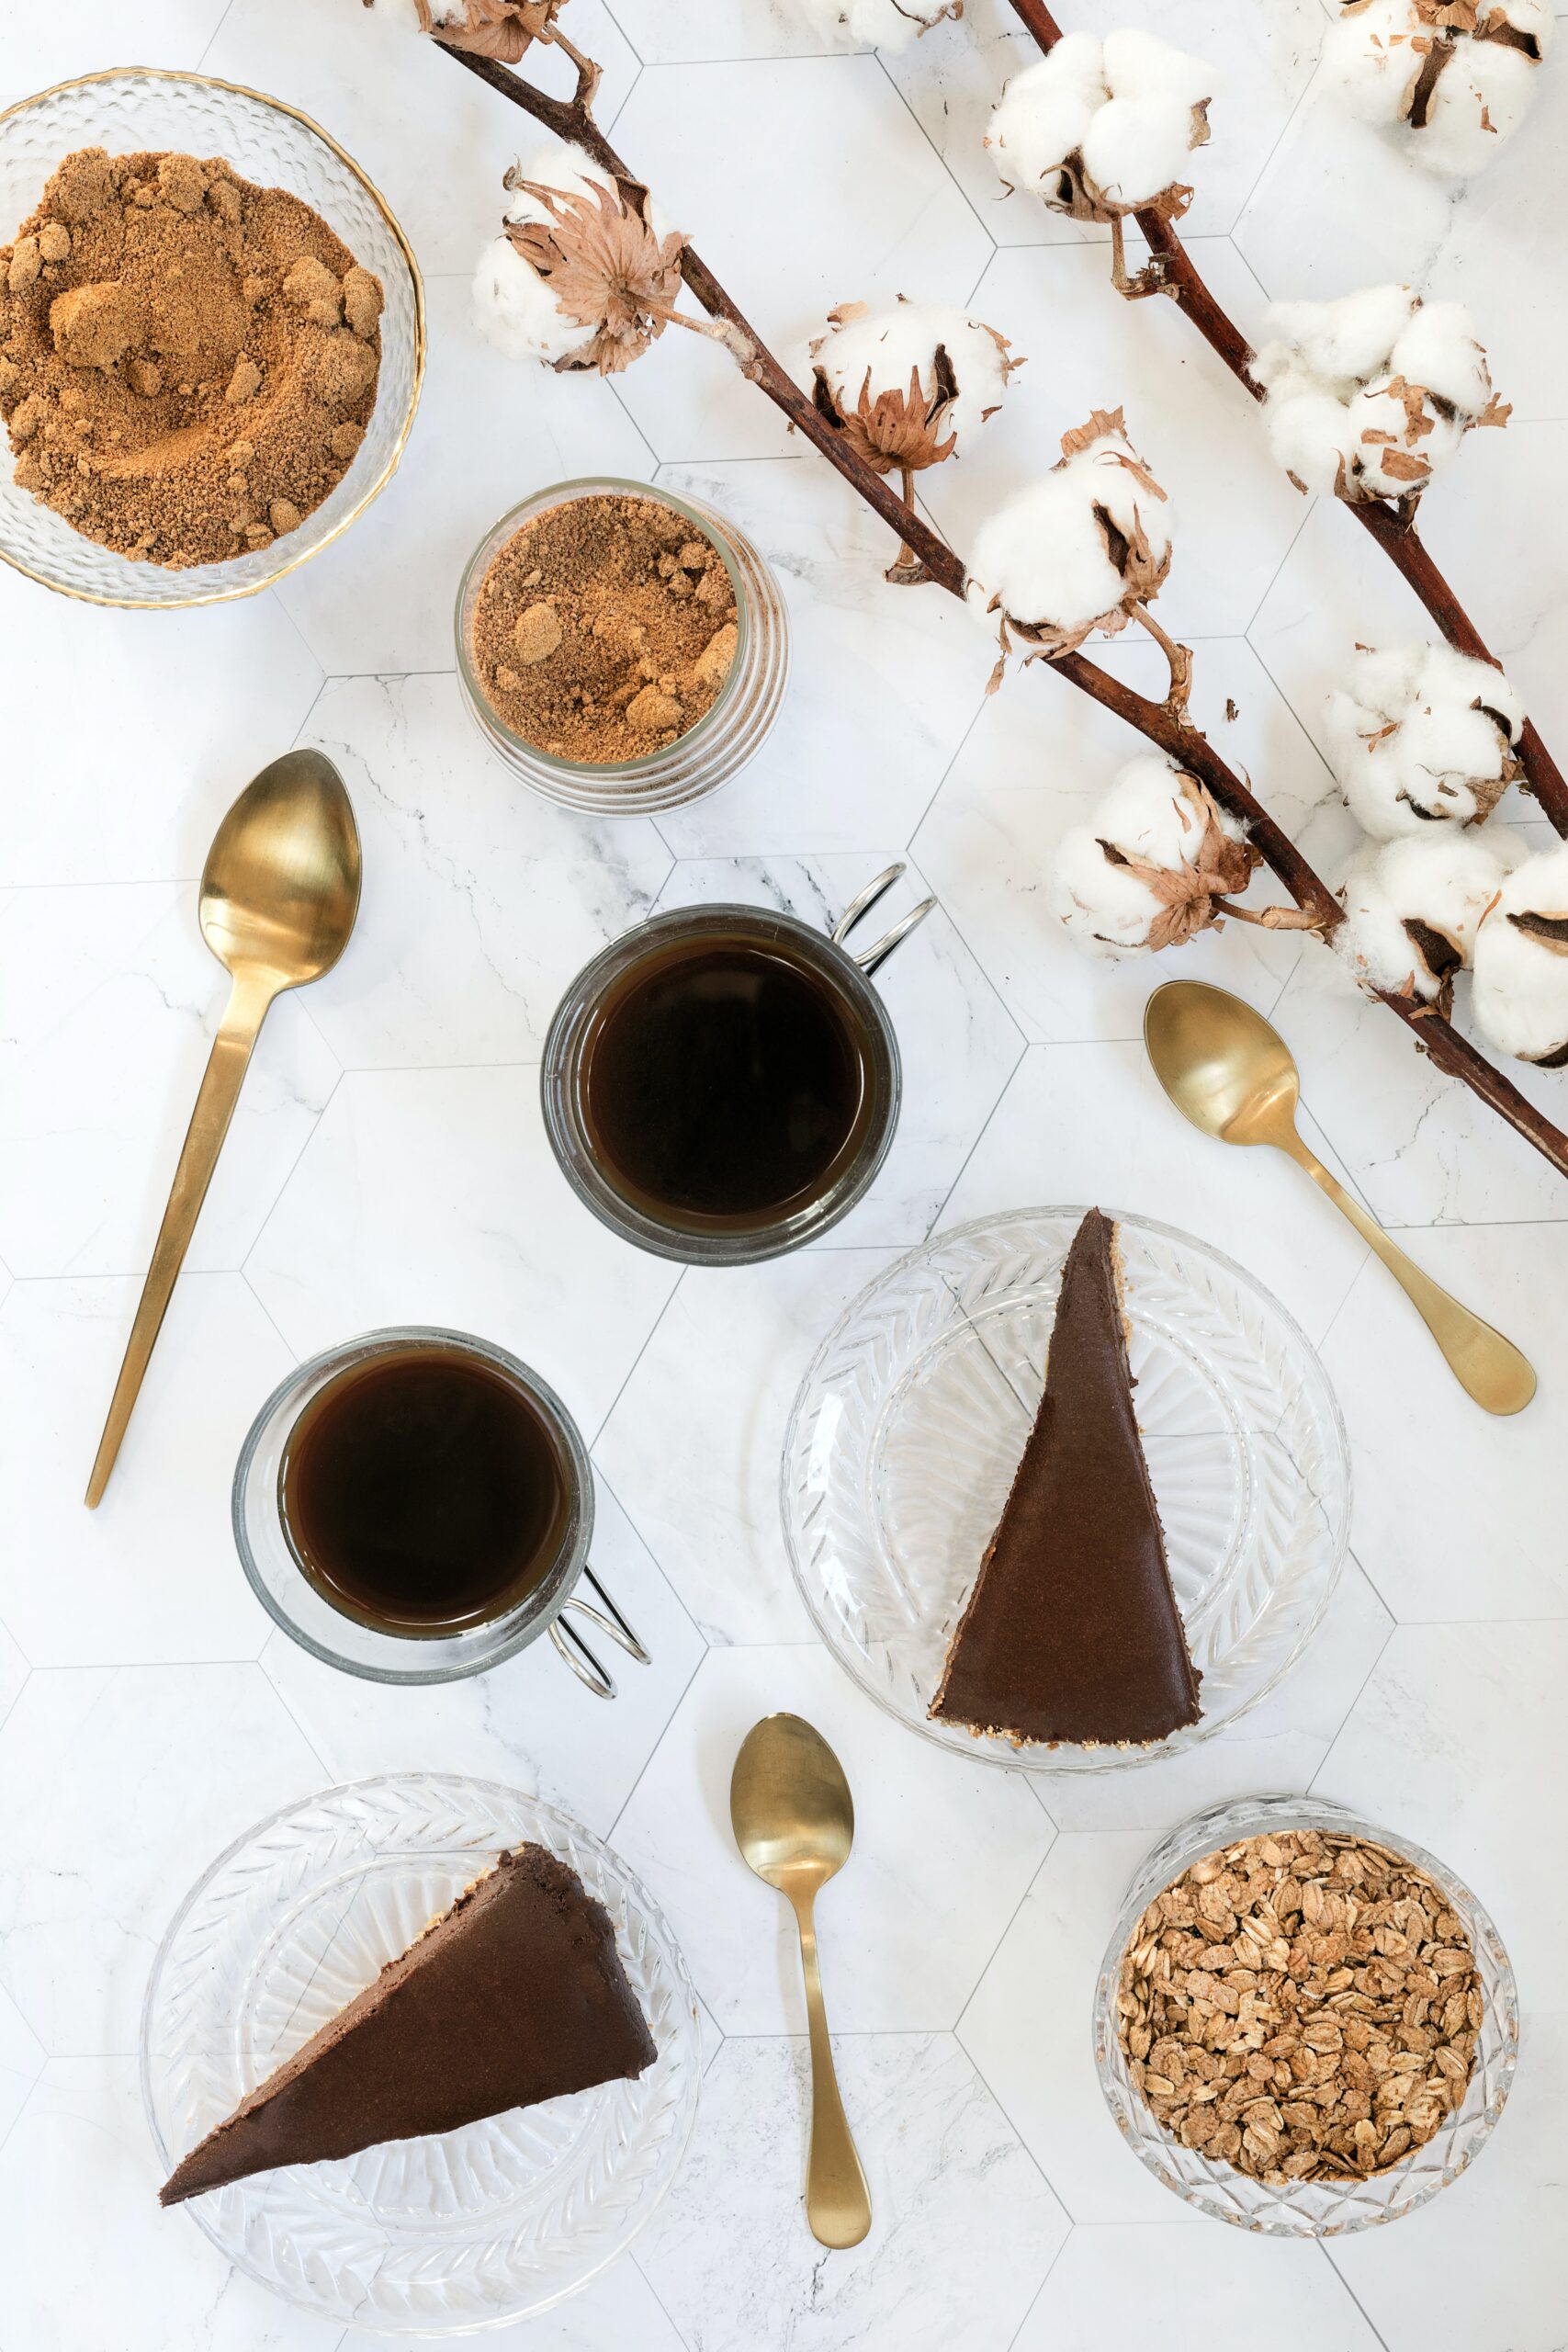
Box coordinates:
[141,1775,701,2335]
[1092,1794,1518,2233]
[0,70,423,607]
[781,1207,1350,1774]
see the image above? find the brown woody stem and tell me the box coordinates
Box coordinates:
[1005,0,1568,840]
[435,39,1568,1192]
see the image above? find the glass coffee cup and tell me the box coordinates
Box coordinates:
[540,865,934,1266]
[232,1328,648,1695]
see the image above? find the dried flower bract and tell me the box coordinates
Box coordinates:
[1325,0,1553,180]
[367,0,564,63]
[472,141,684,374]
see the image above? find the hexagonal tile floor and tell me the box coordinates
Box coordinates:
[4,0,1566,2345]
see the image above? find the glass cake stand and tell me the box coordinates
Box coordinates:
[1092,1795,1518,2233]
[141,1776,701,2334]
[781,1207,1350,1774]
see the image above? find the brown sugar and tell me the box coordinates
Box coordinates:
[0,146,384,568]
[469,493,739,765]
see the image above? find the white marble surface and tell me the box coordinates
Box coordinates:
[1,2,1565,2346]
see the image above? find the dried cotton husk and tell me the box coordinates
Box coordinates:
[472,141,684,373]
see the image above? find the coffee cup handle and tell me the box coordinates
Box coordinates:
[831,862,937,978]
[547,1565,650,1700]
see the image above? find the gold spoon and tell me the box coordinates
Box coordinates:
[85,752,361,1507]
[730,1713,872,2250]
[1143,979,1535,1417]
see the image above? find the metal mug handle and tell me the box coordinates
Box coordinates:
[547,1564,650,1700]
[830,863,936,978]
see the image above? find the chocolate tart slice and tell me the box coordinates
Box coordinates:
[160,1844,656,2205]
[929,1207,1201,1747]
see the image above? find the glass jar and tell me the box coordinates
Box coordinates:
[232,1327,648,1694]
[540,865,933,1266]
[454,476,789,816]
[1092,1793,1518,2235]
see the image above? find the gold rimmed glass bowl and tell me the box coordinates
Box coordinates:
[0,69,423,608]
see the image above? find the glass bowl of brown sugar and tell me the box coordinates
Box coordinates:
[0,69,423,609]
[456,478,791,816]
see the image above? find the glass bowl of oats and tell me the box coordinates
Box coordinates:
[1092,1793,1518,2235]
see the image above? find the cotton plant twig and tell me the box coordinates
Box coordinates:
[434,40,1568,1188]
[1004,0,1568,841]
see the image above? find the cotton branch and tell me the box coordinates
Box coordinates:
[434,38,1568,1191]
[1003,0,1568,841]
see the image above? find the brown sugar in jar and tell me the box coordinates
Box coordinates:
[468,492,739,766]
[0,145,383,568]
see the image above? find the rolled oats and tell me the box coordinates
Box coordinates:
[1114,1830,1482,2183]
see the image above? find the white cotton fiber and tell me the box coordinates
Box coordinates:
[1472,842,1568,1063]
[987,29,1211,216]
[1335,828,1524,1000]
[1387,301,1492,416]
[1325,0,1553,181]
[1095,753,1244,869]
[1323,639,1525,837]
[811,303,1014,451]
[1047,825,1168,958]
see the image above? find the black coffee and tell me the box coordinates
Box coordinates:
[279,1347,570,1636]
[580,930,874,1231]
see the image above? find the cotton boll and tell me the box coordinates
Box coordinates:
[1262,386,1358,494]
[1259,285,1418,391]
[1325,0,1551,181]
[1100,28,1212,110]
[1081,96,1198,209]
[1047,825,1170,957]
[1388,302,1492,417]
[471,232,593,364]
[1472,843,1568,1064]
[987,30,1209,220]
[1324,637,1525,838]
[1335,829,1525,1001]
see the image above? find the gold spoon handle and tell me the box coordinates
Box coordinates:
[1283,1135,1536,1416]
[85,971,276,1507]
[793,1897,871,2250]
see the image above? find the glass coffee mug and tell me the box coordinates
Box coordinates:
[541,865,934,1266]
[232,1328,648,1696]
